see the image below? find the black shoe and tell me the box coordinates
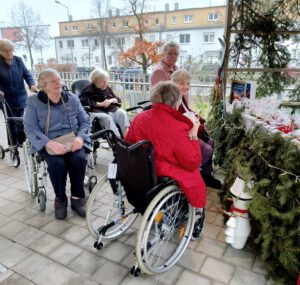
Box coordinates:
[71,198,86,217]
[54,198,68,220]
[202,174,222,189]
[191,209,205,240]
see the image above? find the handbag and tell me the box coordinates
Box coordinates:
[44,96,76,155]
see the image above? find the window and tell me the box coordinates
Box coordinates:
[179,34,190,44]
[67,40,74,48]
[59,41,63,48]
[184,15,193,23]
[203,33,215,43]
[94,39,99,46]
[64,26,68,31]
[82,40,89,47]
[155,18,159,25]
[122,20,128,27]
[144,19,148,26]
[72,26,78,31]
[108,56,112,65]
[112,22,116,28]
[95,56,99,63]
[107,38,111,46]
[166,34,172,41]
[74,57,77,63]
[117,37,125,46]
[208,13,218,21]
[172,16,176,24]
[87,24,93,30]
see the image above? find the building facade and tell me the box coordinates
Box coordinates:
[54,5,226,69]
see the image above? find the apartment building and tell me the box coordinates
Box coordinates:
[54,5,226,69]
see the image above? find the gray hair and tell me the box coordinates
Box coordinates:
[89,68,109,84]
[150,81,181,108]
[162,41,180,55]
[37,68,60,91]
[0,39,14,52]
[171,69,192,83]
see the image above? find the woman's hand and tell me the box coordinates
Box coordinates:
[30,85,38,93]
[99,98,118,108]
[189,119,200,139]
[72,137,83,152]
[46,140,68,155]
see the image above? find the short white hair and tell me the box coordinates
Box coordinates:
[89,68,109,84]
[37,68,60,91]
[0,39,14,52]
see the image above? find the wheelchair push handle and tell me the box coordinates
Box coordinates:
[90,129,116,140]
[127,140,152,153]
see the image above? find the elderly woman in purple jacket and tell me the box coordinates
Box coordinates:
[0,39,37,145]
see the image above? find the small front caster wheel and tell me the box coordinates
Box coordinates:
[96,242,103,250]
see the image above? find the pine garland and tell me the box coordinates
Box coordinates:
[212,109,300,284]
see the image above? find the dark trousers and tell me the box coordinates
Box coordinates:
[1,107,24,146]
[200,138,214,175]
[39,148,87,202]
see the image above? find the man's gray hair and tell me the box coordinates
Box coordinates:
[150,81,181,108]
[37,68,60,91]
[89,68,109,84]
[162,41,180,54]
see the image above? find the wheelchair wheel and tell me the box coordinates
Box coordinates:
[38,188,47,212]
[136,185,195,275]
[86,175,138,240]
[23,142,38,197]
[0,145,4,159]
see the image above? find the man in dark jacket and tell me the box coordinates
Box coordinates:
[0,39,37,145]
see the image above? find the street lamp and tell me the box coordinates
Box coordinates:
[54,0,71,21]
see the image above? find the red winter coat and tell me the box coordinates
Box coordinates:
[125,103,206,208]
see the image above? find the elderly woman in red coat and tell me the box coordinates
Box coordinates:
[125,81,206,209]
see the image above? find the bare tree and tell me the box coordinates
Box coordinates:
[10,1,50,70]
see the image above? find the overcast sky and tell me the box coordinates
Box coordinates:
[0,0,226,37]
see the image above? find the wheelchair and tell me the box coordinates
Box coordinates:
[86,129,204,276]
[22,139,48,211]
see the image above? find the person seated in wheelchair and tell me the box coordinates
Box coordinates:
[24,68,91,220]
[80,68,130,137]
[125,81,207,212]
[171,69,222,190]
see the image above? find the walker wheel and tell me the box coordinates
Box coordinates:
[0,145,4,159]
[130,266,141,277]
[38,189,47,212]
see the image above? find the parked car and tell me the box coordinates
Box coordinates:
[109,66,125,80]
[121,68,150,90]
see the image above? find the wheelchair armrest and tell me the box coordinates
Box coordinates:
[127,140,152,153]
[126,106,143,112]
[138,100,150,105]
[90,129,116,140]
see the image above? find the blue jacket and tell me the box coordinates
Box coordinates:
[0,55,35,109]
[24,90,91,153]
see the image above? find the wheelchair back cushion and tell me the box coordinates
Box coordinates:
[71,80,91,96]
[115,137,157,214]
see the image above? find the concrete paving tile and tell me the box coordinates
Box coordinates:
[0,243,33,268]
[24,212,54,228]
[177,248,206,272]
[207,190,221,203]
[196,237,227,259]
[11,192,32,204]
[213,213,226,227]
[12,225,45,246]
[202,223,223,240]
[222,246,255,270]
[205,209,219,224]
[41,219,72,236]
[10,207,39,222]
[120,275,161,285]
[60,224,90,244]
[0,236,15,252]
[153,265,183,285]
[78,234,99,253]
[68,250,106,277]
[0,201,25,216]
[0,197,10,206]
[0,273,35,285]
[0,214,12,228]
[200,257,235,284]
[0,220,28,238]
[28,233,64,255]
[100,240,133,263]
[176,270,211,285]
[230,267,267,285]
[252,257,268,275]
[48,242,83,266]
[91,260,128,285]
[61,274,99,285]
[13,253,56,280]
[0,269,14,283]
[119,249,136,269]
[67,214,88,227]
